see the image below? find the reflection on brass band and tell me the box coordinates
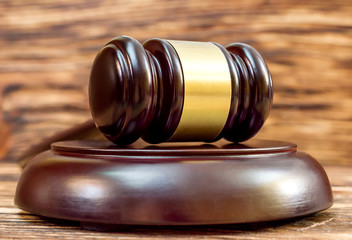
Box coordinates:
[167,40,232,141]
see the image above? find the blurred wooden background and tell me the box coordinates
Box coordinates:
[0,0,351,165]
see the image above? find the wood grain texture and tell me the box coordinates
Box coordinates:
[0,0,351,165]
[0,163,350,239]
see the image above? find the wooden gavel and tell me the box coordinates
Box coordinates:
[89,36,273,145]
[16,37,333,228]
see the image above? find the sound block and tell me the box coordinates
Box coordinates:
[15,139,333,227]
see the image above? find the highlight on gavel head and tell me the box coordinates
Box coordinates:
[89,36,273,145]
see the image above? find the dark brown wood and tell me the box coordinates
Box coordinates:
[89,37,273,145]
[142,38,184,143]
[90,36,157,145]
[90,37,185,145]
[15,140,332,226]
[0,162,347,239]
[224,43,273,142]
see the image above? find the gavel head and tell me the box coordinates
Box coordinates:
[89,36,273,145]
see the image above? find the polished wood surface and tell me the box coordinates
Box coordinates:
[0,162,350,239]
[15,140,332,226]
[0,0,351,165]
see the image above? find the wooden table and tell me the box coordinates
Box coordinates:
[1,162,351,239]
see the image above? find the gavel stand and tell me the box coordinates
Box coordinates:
[15,138,333,230]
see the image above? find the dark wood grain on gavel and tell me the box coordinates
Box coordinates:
[89,36,272,145]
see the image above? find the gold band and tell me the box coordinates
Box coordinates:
[167,40,232,141]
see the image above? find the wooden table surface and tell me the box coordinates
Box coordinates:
[0,162,351,239]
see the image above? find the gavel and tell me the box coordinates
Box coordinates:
[89,36,273,145]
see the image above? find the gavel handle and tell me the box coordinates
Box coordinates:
[18,119,106,168]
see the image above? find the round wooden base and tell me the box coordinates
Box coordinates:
[15,140,333,226]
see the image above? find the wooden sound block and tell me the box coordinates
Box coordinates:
[15,139,333,227]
